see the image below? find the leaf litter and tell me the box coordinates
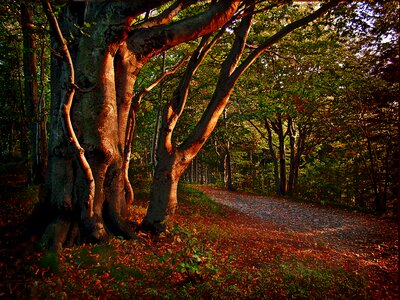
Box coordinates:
[0,184,398,299]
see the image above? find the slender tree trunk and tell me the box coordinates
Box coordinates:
[265,119,280,195]
[21,3,41,183]
[151,52,166,173]
[9,124,14,159]
[12,41,29,161]
[365,136,384,213]
[37,41,49,188]
[142,6,255,231]
[224,147,235,190]
[288,121,303,194]
[270,116,288,195]
[288,117,296,193]
[354,157,366,208]
[276,120,287,195]
[189,160,194,183]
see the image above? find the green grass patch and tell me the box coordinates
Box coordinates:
[109,264,144,281]
[206,224,232,242]
[71,248,97,267]
[178,184,226,216]
[255,259,368,299]
[38,251,60,274]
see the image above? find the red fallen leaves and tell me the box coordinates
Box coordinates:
[1,185,399,299]
[195,185,398,295]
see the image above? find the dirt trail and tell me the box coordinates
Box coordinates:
[196,185,398,272]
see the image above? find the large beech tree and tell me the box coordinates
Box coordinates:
[141,0,341,230]
[40,0,341,249]
[41,0,243,249]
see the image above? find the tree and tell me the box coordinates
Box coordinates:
[232,4,341,197]
[141,1,341,231]
[40,0,246,250]
[39,0,341,249]
[21,2,48,184]
[0,2,26,161]
[0,1,49,184]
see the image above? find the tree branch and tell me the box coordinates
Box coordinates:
[122,53,188,206]
[133,0,197,30]
[126,0,241,57]
[180,4,254,156]
[161,29,224,152]
[179,1,342,160]
[132,55,189,108]
[230,0,342,82]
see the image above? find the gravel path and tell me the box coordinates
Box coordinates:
[195,186,398,261]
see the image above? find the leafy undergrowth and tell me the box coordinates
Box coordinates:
[1,184,398,299]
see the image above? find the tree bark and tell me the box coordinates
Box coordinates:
[142,4,254,231]
[40,0,242,248]
[21,3,42,183]
[142,0,342,229]
[224,147,235,191]
[270,115,287,195]
[142,151,185,233]
[39,0,342,245]
[288,116,303,194]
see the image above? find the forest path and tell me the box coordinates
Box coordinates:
[195,185,398,278]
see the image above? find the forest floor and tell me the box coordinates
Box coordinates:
[0,169,398,299]
[196,185,399,271]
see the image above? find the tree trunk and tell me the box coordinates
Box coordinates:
[142,5,255,230]
[141,151,187,233]
[21,3,42,183]
[141,0,341,232]
[39,0,241,248]
[277,125,287,195]
[41,3,142,249]
[265,119,281,195]
[224,147,235,191]
[288,118,303,194]
[288,117,296,193]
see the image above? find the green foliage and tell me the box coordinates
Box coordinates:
[38,251,60,275]
[108,264,143,281]
[165,224,219,280]
[69,248,97,267]
[0,1,51,162]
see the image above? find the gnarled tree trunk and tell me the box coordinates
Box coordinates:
[40,0,241,249]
